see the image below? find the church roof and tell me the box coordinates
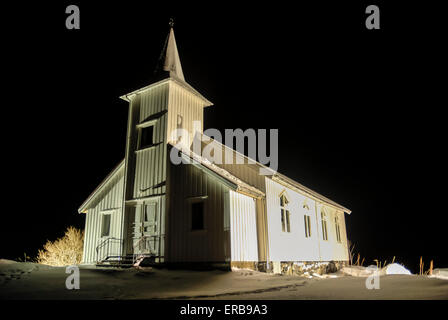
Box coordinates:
[78,138,351,214]
[78,160,125,213]
[195,133,352,214]
[169,143,266,199]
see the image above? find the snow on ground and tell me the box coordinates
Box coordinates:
[0,259,447,300]
[385,263,412,275]
[430,268,448,280]
[341,263,412,277]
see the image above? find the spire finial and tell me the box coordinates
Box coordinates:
[169,18,174,28]
[153,19,185,81]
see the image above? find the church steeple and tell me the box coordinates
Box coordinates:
[121,20,212,107]
[155,20,185,82]
[163,26,185,81]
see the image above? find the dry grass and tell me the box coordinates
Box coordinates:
[372,256,396,269]
[419,257,434,275]
[37,227,84,266]
[349,242,365,267]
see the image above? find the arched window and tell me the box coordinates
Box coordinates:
[321,210,328,241]
[303,204,312,238]
[280,194,290,233]
[335,215,342,243]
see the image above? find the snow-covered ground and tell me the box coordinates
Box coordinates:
[1,259,447,300]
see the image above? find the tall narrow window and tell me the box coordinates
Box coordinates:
[176,115,183,143]
[191,202,204,230]
[321,211,328,241]
[139,125,154,149]
[335,215,342,243]
[177,114,183,129]
[280,194,290,233]
[304,215,311,238]
[101,214,111,237]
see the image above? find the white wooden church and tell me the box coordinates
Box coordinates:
[78,26,351,274]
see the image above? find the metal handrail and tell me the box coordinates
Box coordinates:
[96,237,123,263]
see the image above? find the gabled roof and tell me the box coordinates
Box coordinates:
[169,142,265,199]
[77,144,266,213]
[271,173,351,214]
[194,133,351,214]
[78,160,124,213]
[79,136,351,214]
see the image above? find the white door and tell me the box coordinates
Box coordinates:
[134,201,158,255]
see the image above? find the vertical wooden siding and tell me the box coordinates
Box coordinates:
[167,159,229,262]
[166,81,205,148]
[229,190,259,262]
[133,84,169,199]
[82,171,124,264]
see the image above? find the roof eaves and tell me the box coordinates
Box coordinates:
[173,143,265,198]
[119,77,213,107]
[78,159,125,214]
[271,174,351,214]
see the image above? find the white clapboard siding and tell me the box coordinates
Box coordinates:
[166,81,207,148]
[265,177,320,262]
[318,205,349,261]
[133,83,169,199]
[229,190,259,262]
[265,177,349,262]
[167,158,232,262]
[82,170,124,264]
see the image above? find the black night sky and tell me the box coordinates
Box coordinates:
[2,1,447,273]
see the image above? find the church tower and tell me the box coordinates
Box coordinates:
[119,24,213,261]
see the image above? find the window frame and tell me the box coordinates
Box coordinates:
[304,214,312,238]
[100,212,112,238]
[190,200,206,232]
[136,120,157,151]
[335,215,342,243]
[279,193,290,233]
[303,203,312,238]
[321,210,328,241]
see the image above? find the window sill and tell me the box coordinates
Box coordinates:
[135,142,162,153]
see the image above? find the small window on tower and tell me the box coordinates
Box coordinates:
[176,115,183,143]
[191,202,204,230]
[139,125,154,149]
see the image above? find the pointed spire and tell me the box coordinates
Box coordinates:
[160,20,185,81]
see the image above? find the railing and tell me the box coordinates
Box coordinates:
[96,237,123,263]
[132,235,164,265]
